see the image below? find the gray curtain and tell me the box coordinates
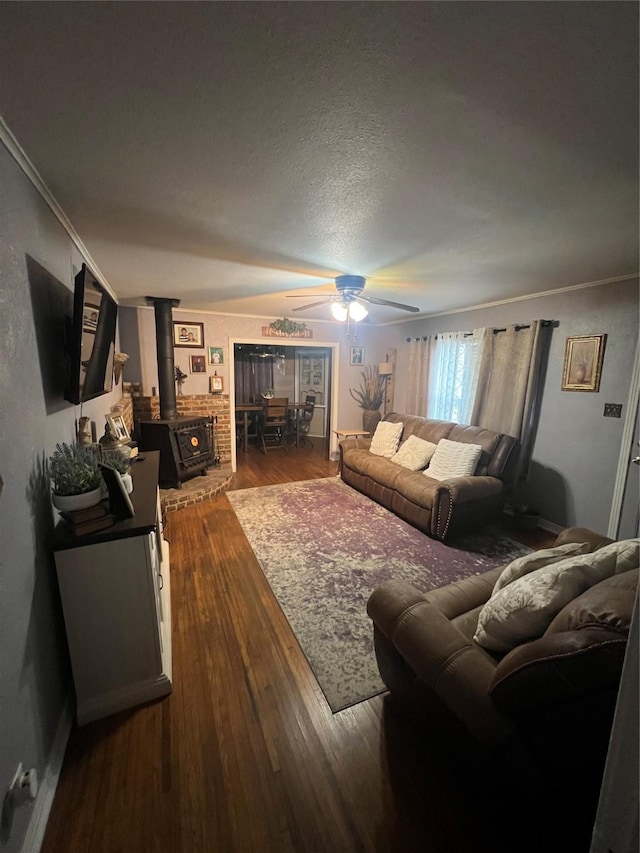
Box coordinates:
[406,337,434,416]
[471,320,550,480]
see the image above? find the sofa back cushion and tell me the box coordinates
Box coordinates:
[448,424,517,478]
[474,539,639,652]
[386,413,454,445]
[545,567,638,636]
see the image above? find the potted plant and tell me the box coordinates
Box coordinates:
[101,447,133,494]
[49,442,103,511]
[349,364,385,433]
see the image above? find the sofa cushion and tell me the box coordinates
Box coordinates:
[474,539,639,652]
[370,420,404,458]
[545,567,639,636]
[385,413,454,445]
[426,438,483,480]
[492,541,592,594]
[391,435,438,471]
[393,468,440,509]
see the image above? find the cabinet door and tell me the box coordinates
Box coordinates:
[55,536,163,701]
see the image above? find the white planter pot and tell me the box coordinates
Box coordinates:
[52,486,103,512]
[120,472,133,494]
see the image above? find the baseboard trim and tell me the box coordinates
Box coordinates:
[503,505,563,536]
[21,697,73,853]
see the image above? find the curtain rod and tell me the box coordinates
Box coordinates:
[406,320,554,342]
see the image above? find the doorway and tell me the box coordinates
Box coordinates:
[230,338,338,471]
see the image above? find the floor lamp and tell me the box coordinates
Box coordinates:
[378,362,393,417]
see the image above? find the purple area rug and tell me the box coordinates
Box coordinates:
[227,477,530,713]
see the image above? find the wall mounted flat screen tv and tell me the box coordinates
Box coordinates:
[65,263,118,405]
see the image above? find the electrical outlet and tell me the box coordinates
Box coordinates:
[603,403,622,418]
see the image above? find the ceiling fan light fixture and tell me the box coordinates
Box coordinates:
[348,301,368,321]
[331,302,348,321]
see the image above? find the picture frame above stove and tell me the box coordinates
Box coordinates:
[173,321,205,348]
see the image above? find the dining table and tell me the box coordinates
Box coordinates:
[235,401,313,451]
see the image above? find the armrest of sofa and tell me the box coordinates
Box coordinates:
[367,580,514,745]
[338,436,372,458]
[431,475,504,539]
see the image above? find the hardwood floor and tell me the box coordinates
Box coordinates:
[42,445,581,853]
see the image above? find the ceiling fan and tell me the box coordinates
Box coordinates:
[286,275,419,320]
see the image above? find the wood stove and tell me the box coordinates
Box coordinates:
[138,297,214,488]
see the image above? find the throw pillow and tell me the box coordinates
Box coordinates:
[492,541,591,594]
[391,435,438,471]
[369,421,404,458]
[425,438,482,480]
[474,538,640,652]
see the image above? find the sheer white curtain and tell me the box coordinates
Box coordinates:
[405,337,433,416]
[428,329,486,423]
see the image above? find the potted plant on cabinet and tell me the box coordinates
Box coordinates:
[349,364,385,434]
[49,442,103,511]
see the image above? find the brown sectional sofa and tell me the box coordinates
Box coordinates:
[339,412,519,541]
[367,528,637,810]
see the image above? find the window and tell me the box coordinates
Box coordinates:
[427,331,484,424]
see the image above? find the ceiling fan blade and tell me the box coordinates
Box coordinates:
[285,294,329,298]
[290,299,333,312]
[359,295,420,312]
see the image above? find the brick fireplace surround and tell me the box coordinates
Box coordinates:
[121,393,234,513]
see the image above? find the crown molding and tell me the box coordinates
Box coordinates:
[0,114,118,302]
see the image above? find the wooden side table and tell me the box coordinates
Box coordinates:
[333,429,370,468]
[334,428,370,441]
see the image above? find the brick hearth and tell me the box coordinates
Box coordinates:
[159,463,234,514]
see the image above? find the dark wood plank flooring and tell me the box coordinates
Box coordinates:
[42,443,586,853]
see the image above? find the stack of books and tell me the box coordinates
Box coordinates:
[60,501,115,536]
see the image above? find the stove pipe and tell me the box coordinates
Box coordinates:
[145,296,180,421]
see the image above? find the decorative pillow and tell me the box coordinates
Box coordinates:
[492,541,591,594]
[474,538,640,652]
[425,438,482,480]
[369,421,404,458]
[391,435,438,471]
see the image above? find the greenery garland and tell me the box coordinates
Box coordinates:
[269,318,307,335]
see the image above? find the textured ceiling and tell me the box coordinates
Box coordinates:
[0,2,637,323]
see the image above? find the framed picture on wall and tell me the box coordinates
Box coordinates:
[189,355,207,373]
[106,413,130,442]
[173,321,204,348]
[350,346,364,366]
[561,334,607,392]
[209,374,224,393]
[208,346,224,365]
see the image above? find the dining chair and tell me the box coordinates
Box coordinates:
[259,397,289,453]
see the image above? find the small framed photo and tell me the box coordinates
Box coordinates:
[209,374,224,394]
[208,346,224,365]
[106,413,130,442]
[350,346,364,366]
[190,354,207,373]
[83,303,100,332]
[99,463,135,520]
[173,321,205,348]
[561,334,607,392]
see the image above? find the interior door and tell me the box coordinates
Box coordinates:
[618,413,639,538]
[297,348,330,437]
